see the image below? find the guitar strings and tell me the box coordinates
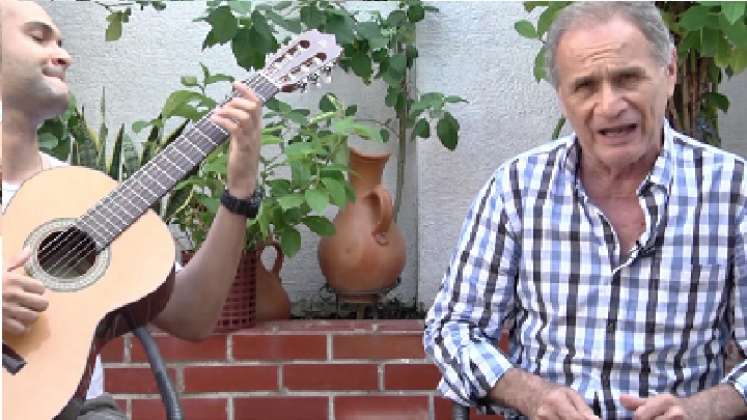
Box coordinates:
[38,73,272,279]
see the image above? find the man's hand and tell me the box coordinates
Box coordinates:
[620,394,695,420]
[210,81,263,198]
[531,384,600,420]
[2,248,49,335]
[490,368,599,420]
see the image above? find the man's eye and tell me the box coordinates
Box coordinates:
[575,82,592,92]
[619,73,640,86]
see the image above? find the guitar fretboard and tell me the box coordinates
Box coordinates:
[75,72,278,249]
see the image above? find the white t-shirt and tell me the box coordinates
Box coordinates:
[2,152,105,399]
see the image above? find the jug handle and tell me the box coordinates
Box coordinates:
[256,240,284,277]
[367,185,393,246]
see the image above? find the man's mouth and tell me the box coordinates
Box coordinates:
[42,69,65,82]
[598,123,638,137]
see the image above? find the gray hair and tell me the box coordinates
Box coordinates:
[544,2,674,88]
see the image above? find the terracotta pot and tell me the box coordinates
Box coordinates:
[317,147,406,297]
[254,241,291,321]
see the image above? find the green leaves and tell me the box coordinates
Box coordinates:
[514,20,537,39]
[277,226,302,257]
[303,216,336,236]
[321,177,347,207]
[534,46,547,82]
[436,112,459,151]
[300,4,325,28]
[357,22,388,50]
[105,10,130,41]
[325,11,356,45]
[162,90,211,120]
[413,118,430,139]
[305,189,330,214]
[207,6,238,43]
[678,5,720,31]
[722,2,745,25]
[407,4,425,23]
[350,49,373,80]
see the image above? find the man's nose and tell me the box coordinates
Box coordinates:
[52,46,73,69]
[597,82,626,117]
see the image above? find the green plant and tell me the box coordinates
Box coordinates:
[129,62,381,257]
[103,0,468,220]
[39,89,140,180]
[513,1,747,145]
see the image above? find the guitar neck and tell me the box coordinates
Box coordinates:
[76,72,278,249]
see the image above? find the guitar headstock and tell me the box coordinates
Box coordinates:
[259,30,342,93]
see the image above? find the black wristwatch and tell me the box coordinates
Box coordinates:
[220,187,263,218]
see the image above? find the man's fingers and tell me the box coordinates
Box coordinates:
[535,388,592,420]
[659,404,687,420]
[14,287,49,312]
[620,394,646,411]
[566,390,599,419]
[6,305,40,324]
[2,318,28,336]
[6,248,33,272]
[232,81,260,102]
[11,275,47,296]
[632,394,674,420]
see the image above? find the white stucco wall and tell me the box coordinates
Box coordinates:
[44,1,747,311]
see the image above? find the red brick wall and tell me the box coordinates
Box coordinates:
[101,320,503,420]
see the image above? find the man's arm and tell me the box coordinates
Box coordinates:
[620,384,746,420]
[153,82,262,340]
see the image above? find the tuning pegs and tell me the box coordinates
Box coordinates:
[296,79,308,93]
[307,73,321,87]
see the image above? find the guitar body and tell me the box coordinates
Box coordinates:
[2,166,175,420]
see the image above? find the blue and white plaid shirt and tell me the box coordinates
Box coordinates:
[424,122,747,419]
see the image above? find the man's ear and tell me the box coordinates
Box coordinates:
[666,47,677,97]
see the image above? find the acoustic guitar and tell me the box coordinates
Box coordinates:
[2,30,341,420]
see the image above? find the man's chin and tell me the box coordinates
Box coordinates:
[39,93,71,121]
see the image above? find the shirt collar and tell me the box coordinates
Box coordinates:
[561,119,675,196]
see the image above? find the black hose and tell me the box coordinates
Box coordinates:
[452,403,470,420]
[124,313,183,420]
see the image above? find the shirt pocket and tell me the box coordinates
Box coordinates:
[655,263,727,338]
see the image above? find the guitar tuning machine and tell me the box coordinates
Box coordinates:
[307,73,321,87]
[321,65,333,83]
[296,80,308,93]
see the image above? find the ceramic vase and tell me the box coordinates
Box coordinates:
[317,147,406,300]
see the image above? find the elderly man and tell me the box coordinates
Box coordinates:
[2,1,263,418]
[424,2,747,419]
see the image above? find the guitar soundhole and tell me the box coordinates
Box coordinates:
[36,228,97,279]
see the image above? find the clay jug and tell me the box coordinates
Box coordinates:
[254,241,291,321]
[318,147,406,298]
